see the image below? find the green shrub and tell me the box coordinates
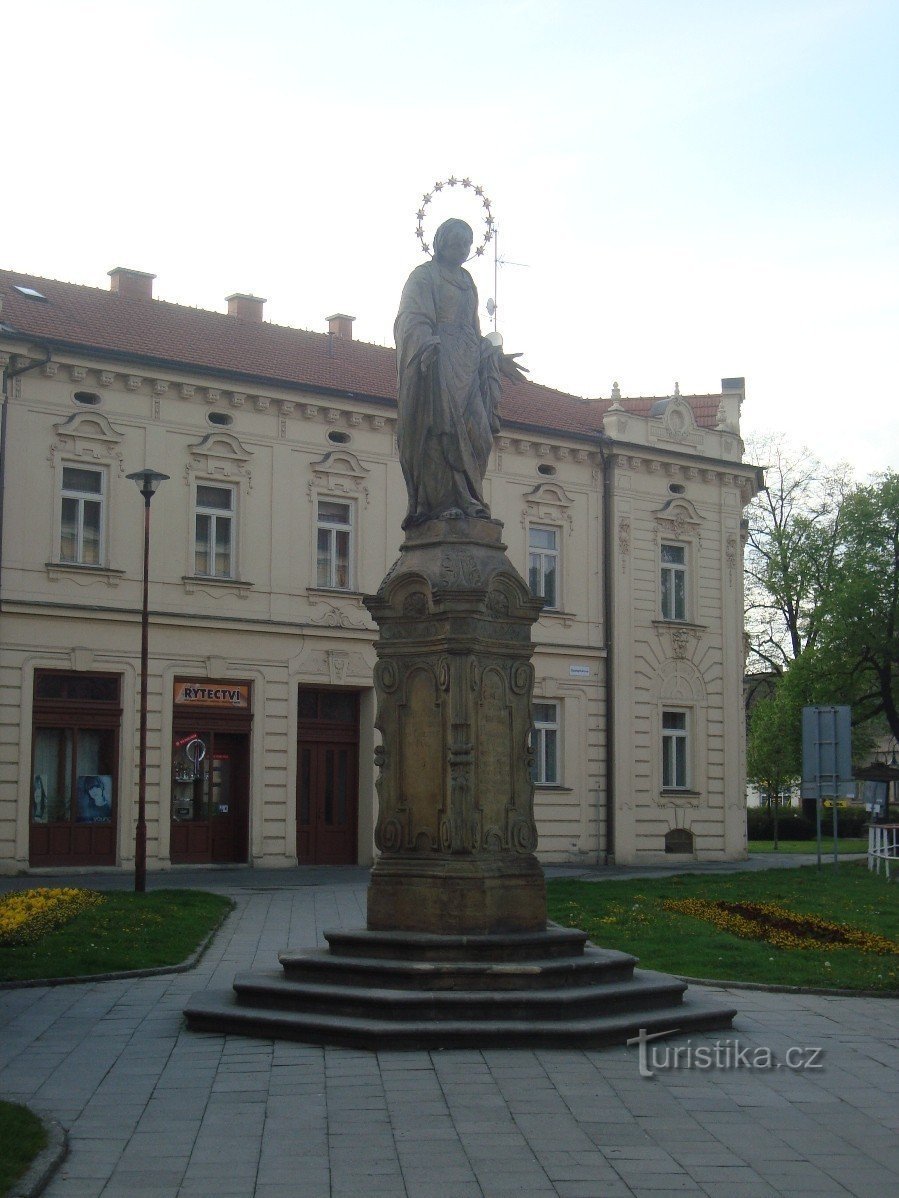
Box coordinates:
[747,804,869,840]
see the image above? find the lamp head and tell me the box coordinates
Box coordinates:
[126,468,169,500]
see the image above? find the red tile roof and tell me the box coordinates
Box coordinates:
[0,269,723,440]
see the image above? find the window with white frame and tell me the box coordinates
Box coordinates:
[528,525,559,609]
[531,701,560,785]
[194,483,235,577]
[662,710,689,790]
[60,466,105,565]
[660,543,687,620]
[316,499,352,589]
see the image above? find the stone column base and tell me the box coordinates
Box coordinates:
[367,853,546,935]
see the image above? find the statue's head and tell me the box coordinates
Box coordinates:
[433,218,473,267]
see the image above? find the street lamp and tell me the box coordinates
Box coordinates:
[126,468,169,893]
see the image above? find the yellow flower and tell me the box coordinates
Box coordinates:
[0,888,104,946]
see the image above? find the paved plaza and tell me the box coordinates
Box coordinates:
[1,866,897,1198]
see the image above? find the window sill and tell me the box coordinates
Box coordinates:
[534,784,573,792]
[307,586,364,598]
[182,574,254,599]
[652,619,706,632]
[660,789,702,804]
[536,608,577,628]
[46,562,125,587]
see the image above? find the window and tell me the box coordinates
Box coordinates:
[316,499,352,589]
[30,671,121,866]
[660,543,686,620]
[195,483,235,577]
[60,466,104,565]
[528,525,559,609]
[531,701,560,785]
[662,710,688,790]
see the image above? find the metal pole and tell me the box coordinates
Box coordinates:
[135,492,151,893]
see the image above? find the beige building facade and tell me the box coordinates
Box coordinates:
[0,267,760,874]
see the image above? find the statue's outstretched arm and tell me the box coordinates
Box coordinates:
[499,352,528,383]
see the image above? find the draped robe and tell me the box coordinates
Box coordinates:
[394,258,502,529]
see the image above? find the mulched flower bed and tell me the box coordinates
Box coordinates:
[662,897,898,954]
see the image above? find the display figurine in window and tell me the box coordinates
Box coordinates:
[395,218,527,529]
[32,775,48,822]
[76,775,112,823]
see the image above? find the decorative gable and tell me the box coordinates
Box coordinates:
[652,497,704,545]
[50,411,124,471]
[648,397,703,449]
[521,481,575,534]
[307,450,370,506]
[186,431,253,489]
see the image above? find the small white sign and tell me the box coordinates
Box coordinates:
[569,664,591,678]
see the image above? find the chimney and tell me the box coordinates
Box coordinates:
[326,313,355,340]
[226,293,266,322]
[108,267,155,300]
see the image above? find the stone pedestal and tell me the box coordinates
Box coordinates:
[363,516,545,934]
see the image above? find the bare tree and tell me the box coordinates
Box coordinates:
[743,434,853,675]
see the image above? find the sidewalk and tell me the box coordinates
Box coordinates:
[1,868,897,1197]
[0,851,866,897]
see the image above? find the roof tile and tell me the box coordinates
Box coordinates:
[0,269,722,438]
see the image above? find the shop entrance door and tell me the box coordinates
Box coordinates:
[170,730,249,864]
[297,689,359,864]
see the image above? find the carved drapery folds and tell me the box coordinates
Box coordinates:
[364,516,545,934]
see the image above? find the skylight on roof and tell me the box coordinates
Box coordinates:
[13,285,48,301]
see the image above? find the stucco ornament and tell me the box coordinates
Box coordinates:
[394,218,526,529]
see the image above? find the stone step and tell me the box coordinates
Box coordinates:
[323,925,590,962]
[277,944,638,991]
[231,968,687,1022]
[184,990,736,1051]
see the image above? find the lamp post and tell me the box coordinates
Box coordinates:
[126,468,169,893]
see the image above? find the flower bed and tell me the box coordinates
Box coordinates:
[0,888,104,947]
[663,897,898,955]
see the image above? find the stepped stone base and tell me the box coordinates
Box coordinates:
[184,926,736,1051]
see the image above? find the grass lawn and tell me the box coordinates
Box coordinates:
[0,889,232,983]
[748,838,868,854]
[0,1100,46,1196]
[546,863,899,992]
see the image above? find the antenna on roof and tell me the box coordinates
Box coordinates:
[487,225,530,333]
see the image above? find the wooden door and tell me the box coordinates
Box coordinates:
[170,730,249,864]
[297,690,359,864]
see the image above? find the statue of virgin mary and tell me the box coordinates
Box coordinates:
[394,218,525,529]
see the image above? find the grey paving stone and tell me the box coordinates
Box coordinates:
[3,875,898,1198]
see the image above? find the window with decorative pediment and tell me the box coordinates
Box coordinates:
[653,659,707,802]
[49,411,125,570]
[521,482,574,612]
[307,450,369,592]
[654,497,703,625]
[184,432,253,585]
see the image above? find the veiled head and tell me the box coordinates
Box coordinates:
[433,219,474,266]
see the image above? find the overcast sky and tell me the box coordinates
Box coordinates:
[5,0,897,475]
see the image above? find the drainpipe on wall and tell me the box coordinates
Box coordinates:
[596,433,615,864]
[0,340,53,593]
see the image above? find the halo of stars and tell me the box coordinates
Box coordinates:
[415,177,495,258]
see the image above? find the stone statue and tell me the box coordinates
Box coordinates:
[394,218,526,529]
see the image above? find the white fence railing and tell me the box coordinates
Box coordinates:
[868,824,899,880]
